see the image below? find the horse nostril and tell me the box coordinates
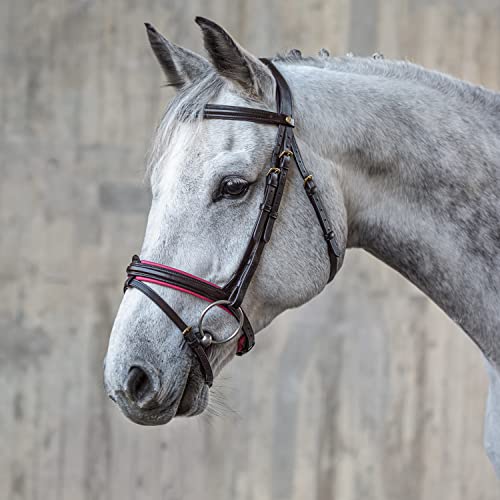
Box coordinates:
[124,366,160,409]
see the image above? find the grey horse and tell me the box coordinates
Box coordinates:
[104,17,500,477]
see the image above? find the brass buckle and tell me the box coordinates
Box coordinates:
[303,175,313,186]
[267,167,281,176]
[279,149,294,159]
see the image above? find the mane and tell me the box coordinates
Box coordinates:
[146,71,225,177]
[274,51,500,113]
[147,51,500,175]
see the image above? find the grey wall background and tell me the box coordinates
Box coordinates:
[2,0,500,499]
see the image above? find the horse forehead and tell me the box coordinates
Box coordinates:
[166,124,269,181]
[203,117,271,148]
[166,119,253,158]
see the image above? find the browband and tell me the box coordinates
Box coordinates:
[204,104,295,127]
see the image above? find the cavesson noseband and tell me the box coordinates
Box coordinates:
[124,59,340,386]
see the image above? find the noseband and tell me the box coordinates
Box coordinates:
[124,59,340,386]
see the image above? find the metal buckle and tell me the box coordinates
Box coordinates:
[279,149,294,159]
[198,300,244,348]
[267,167,281,176]
[303,174,313,186]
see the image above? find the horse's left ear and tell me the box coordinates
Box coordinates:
[195,17,274,102]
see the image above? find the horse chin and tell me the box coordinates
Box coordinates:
[175,368,209,417]
[114,396,177,426]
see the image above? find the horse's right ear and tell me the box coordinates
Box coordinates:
[194,17,274,103]
[145,23,211,88]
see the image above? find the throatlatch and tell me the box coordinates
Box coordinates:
[123,59,340,387]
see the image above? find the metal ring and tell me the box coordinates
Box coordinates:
[197,300,244,347]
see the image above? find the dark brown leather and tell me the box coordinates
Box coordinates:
[127,262,229,301]
[212,58,339,307]
[126,259,255,354]
[124,276,214,386]
[289,135,341,281]
[203,105,294,127]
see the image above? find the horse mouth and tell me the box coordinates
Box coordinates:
[175,367,209,417]
[113,365,209,426]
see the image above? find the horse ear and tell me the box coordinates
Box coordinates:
[145,23,211,88]
[194,17,274,101]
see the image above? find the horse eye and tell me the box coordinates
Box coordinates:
[216,176,250,200]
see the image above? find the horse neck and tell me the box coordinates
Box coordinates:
[279,59,500,367]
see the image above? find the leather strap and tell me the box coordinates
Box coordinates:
[124,277,214,386]
[126,260,255,354]
[222,59,339,306]
[289,135,340,281]
[182,328,214,387]
[125,277,189,331]
[204,104,294,127]
[127,262,228,301]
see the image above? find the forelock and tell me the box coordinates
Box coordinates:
[147,72,225,177]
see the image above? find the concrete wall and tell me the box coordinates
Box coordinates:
[1,0,499,498]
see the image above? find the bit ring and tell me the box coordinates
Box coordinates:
[198,300,244,348]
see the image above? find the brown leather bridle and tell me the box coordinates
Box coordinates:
[124,59,340,386]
